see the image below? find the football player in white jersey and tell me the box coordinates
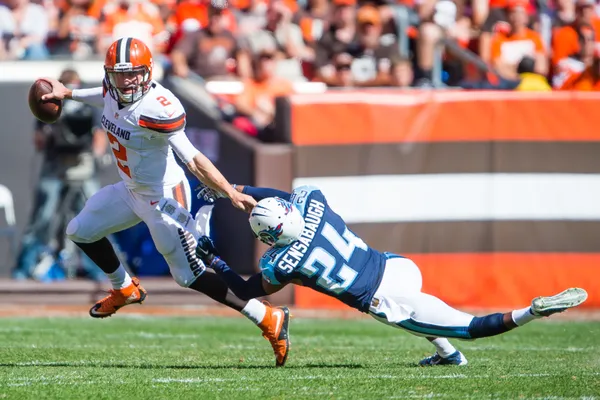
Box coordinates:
[39,37,291,367]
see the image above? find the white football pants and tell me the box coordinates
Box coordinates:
[66,180,209,287]
[369,256,476,339]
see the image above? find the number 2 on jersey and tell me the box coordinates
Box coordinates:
[299,222,368,294]
[107,133,131,178]
[156,96,172,107]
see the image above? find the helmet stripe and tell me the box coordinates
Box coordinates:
[115,38,123,64]
[124,37,132,63]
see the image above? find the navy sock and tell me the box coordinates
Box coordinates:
[468,313,510,339]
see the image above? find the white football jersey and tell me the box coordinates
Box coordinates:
[99,81,188,195]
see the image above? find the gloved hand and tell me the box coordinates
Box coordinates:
[196,235,220,265]
[194,182,229,203]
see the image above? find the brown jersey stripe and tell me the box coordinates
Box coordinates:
[139,113,186,133]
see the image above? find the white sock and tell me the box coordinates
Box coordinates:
[429,338,457,358]
[241,299,267,325]
[107,264,132,290]
[511,307,540,326]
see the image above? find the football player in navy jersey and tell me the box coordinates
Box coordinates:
[188,183,588,367]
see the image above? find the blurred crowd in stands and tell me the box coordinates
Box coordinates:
[4,0,600,101]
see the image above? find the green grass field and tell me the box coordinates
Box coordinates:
[0,315,598,399]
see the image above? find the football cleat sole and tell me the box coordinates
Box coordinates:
[531,288,588,317]
[89,290,147,319]
[276,307,291,367]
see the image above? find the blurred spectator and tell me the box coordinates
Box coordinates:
[479,0,537,63]
[243,0,312,61]
[235,46,294,139]
[391,55,414,86]
[51,0,101,58]
[416,0,471,85]
[551,0,600,85]
[173,0,237,33]
[170,4,251,79]
[552,0,577,27]
[154,0,177,34]
[235,0,267,35]
[329,52,355,86]
[0,0,50,60]
[165,0,237,54]
[552,22,595,87]
[295,0,332,45]
[14,69,107,281]
[471,0,491,28]
[461,55,550,90]
[351,5,399,85]
[314,0,358,84]
[316,3,400,86]
[514,55,551,90]
[558,47,600,90]
[489,0,547,79]
[97,0,168,55]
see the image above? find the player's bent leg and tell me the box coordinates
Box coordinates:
[66,183,146,318]
[189,269,246,311]
[188,273,291,367]
[151,202,291,366]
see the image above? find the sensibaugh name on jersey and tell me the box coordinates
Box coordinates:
[100,80,188,195]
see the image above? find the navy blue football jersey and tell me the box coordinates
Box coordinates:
[259,185,387,312]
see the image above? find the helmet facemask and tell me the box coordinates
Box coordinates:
[105,64,151,104]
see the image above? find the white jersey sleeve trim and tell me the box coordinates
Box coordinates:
[71,87,105,108]
[168,131,200,165]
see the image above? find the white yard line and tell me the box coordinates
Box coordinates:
[150,371,600,386]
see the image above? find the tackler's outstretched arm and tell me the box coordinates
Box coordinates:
[196,236,283,300]
[235,185,292,202]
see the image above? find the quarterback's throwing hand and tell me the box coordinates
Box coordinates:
[39,78,70,101]
[196,236,219,264]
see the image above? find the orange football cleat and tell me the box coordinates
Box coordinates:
[259,302,291,367]
[89,277,147,318]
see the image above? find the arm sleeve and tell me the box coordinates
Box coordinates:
[168,131,200,165]
[211,258,268,301]
[242,185,291,201]
[72,87,105,108]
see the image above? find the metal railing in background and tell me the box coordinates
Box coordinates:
[393,4,414,58]
[431,37,498,88]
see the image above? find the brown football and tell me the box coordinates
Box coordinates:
[28,79,62,124]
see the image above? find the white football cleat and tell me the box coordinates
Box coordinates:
[531,288,588,317]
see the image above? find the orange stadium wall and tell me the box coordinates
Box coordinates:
[281,90,600,310]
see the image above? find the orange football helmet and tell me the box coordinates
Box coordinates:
[104,37,153,104]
